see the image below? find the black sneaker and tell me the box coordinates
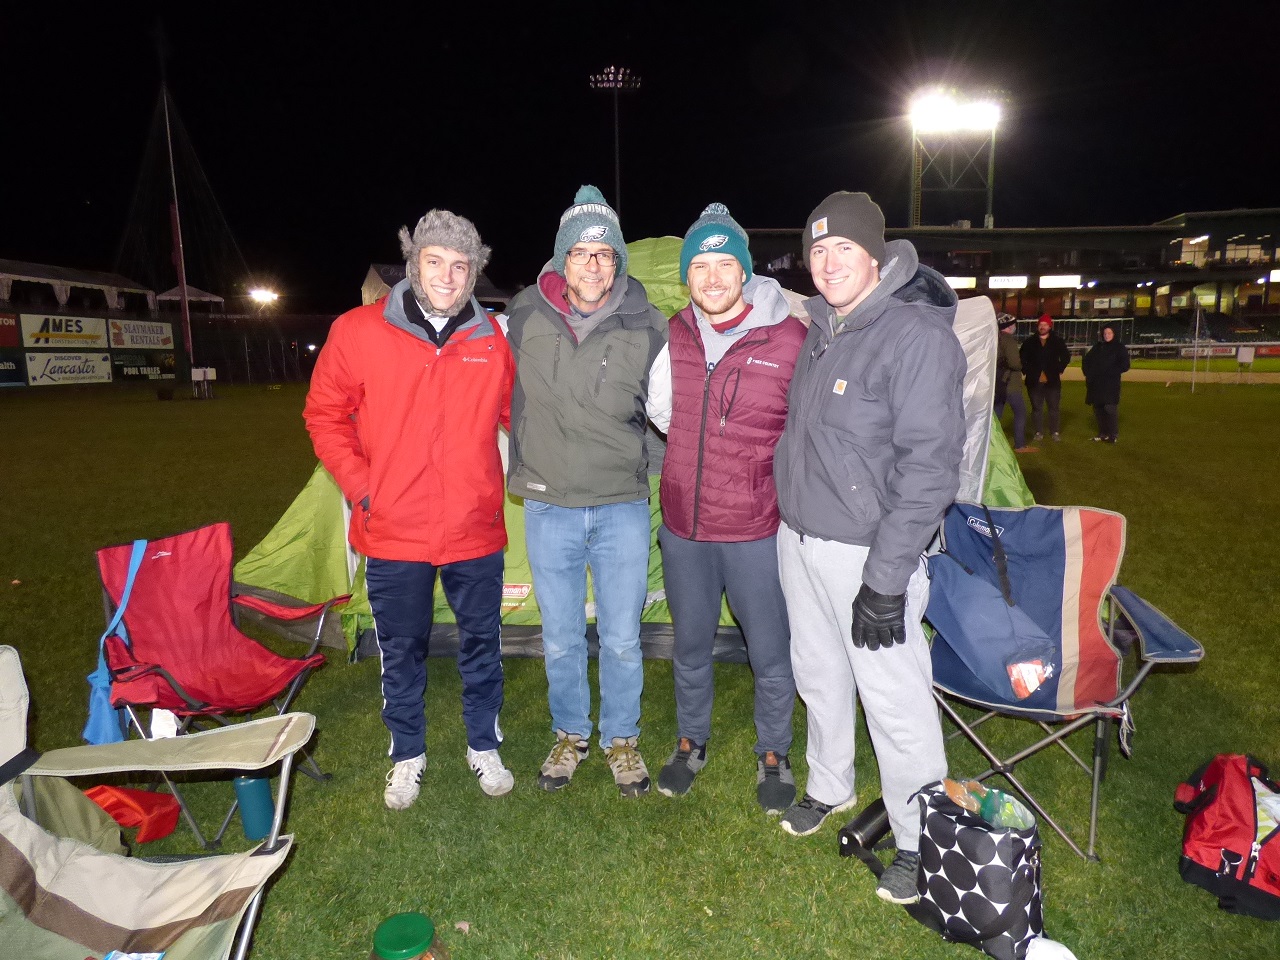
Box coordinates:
[656,737,706,797]
[779,792,857,837]
[876,851,922,904]
[756,751,796,815]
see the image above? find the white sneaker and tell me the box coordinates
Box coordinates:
[384,753,426,810]
[467,746,515,797]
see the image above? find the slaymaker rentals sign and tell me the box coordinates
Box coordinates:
[25,352,112,386]
[109,319,175,349]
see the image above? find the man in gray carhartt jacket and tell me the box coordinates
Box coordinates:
[505,185,668,798]
[773,191,966,906]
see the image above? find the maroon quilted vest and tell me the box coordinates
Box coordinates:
[659,305,806,541]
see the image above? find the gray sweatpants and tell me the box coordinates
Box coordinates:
[777,522,946,851]
[658,525,796,756]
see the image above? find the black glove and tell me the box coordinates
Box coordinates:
[851,584,906,651]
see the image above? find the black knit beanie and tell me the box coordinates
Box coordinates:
[803,191,886,264]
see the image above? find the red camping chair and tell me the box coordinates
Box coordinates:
[96,522,348,847]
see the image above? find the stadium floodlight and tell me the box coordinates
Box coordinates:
[909,91,1001,133]
[249,288,279,304]
[588,65,642,218]
[908,88,1002,228]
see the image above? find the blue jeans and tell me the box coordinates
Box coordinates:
[524,498,650,746]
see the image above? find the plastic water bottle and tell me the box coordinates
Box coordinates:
[371,912,450,960]
[232,775,274,841]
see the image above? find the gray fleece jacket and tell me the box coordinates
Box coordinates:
[774,239,966,595]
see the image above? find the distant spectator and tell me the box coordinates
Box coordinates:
[1019,314,1071,441]
[994,314,1035,452]
[1082,324,1131,443]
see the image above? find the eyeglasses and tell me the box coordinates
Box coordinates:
[567,249,618,267]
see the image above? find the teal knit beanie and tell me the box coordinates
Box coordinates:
[553,185,627,277]
[680,202,753,283]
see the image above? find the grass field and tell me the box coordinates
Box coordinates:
[2,380,1278,959]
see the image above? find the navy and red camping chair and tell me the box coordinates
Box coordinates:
[96,521,348,847]
[924,502,1204,860]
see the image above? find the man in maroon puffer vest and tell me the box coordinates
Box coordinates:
[645,202,807,815]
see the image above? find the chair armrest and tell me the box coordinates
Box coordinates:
[1109,586,1205,664]
[27,713,316,778]
[233,592,351,623]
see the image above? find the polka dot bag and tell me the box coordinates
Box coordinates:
[912,780,1044,960]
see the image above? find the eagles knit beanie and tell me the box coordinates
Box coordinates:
[802,191,886,264]
[553,185,627,277]
[679,202,753,283]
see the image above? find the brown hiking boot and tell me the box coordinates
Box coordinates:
[538,730,588,792]
[604,736,651,797]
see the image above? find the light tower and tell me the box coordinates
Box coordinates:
[588,65,642,217]
[909,89,1002,228]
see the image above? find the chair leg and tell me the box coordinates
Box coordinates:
[125,706,216,850]
[1088,716,1113,862]
[231,753,297,960]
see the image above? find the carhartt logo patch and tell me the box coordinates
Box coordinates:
[699,234,729,251]
[811,217,829,240]
[578,225,608,243]
[833,379,847,395]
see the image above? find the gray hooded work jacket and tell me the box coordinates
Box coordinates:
[774,239,966,595]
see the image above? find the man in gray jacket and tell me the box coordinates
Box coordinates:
[773,191,966,905]
[505,185,669,797]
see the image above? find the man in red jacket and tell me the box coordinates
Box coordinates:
[304,209,516,810]
[647,203,806,814]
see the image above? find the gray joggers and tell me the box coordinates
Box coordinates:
[777,523,945,851]
[658,525,796,756]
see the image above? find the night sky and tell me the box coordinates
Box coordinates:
[3,3,1273,314]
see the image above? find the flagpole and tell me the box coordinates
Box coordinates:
[162,84,194,372]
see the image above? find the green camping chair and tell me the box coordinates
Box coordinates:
[1,644,316,960]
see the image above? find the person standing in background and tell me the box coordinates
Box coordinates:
[1082,323,1131,442]
[994,314,1035,453]
[1019,314,1071,442]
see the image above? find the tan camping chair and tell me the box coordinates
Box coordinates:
[1,644,315,960]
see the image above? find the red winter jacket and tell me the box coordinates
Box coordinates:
[660,302,806,541]
[304,288,514,564]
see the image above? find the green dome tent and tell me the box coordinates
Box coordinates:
[233,239,1031,658]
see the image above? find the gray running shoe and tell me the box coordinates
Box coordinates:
[538,730,588,792]
[604,736,651,797]
[756,751,796,815]
[876,850,922,904]
[779,792,857,837]
[657,737,706,797]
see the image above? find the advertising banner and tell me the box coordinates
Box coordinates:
[1255,345,1280,357]
[0,313,18,348]
[20,314,108,349]
[25,352,112,386]
[0,348,25,386]
[111,350,178,381]
[1179,346,1238,359]
[109,319,175,350]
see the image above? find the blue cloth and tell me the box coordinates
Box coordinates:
[524,498,650,746]
[366,551,505,761]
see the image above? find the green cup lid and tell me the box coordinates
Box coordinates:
[372,912,436,959]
